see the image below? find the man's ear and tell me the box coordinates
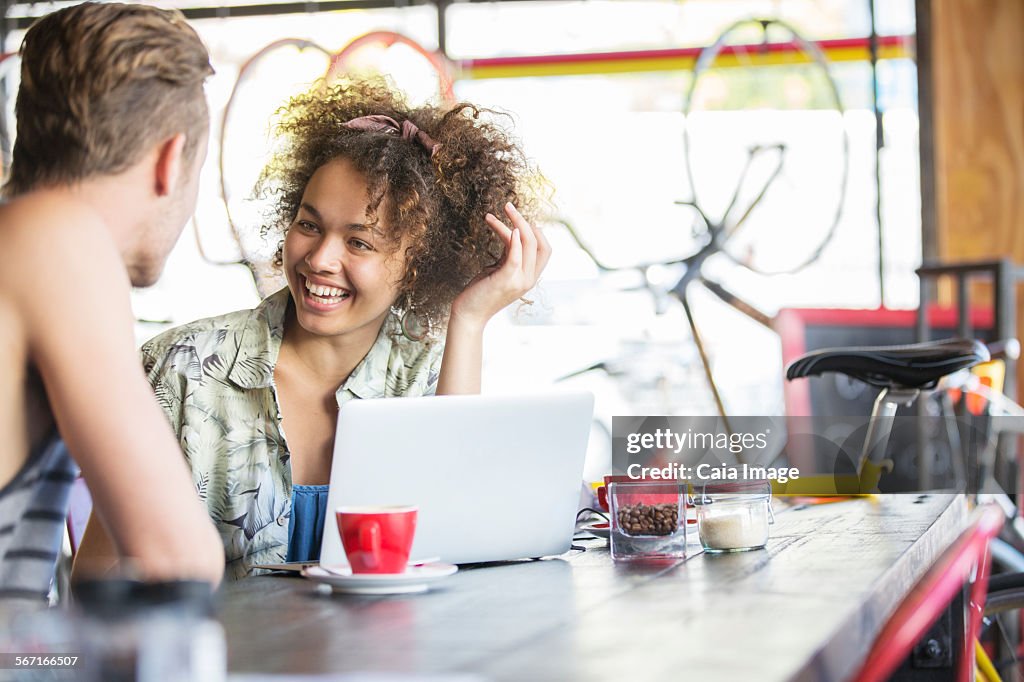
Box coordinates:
[154,133,187,198]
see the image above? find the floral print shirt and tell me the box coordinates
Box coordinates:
[141,287,443,580]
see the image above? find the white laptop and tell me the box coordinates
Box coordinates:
[318,391,594,566]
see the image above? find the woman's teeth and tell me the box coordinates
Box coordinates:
[305,280,350,303]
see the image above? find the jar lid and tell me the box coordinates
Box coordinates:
[74,579,215,619]
[695,478,771,503]
[73,578,143,619]
[136,580,216,617]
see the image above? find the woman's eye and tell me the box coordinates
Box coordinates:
[349,239,373,251]
[297,220,319,233]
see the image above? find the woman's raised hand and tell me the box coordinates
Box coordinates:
[449,202,552,329]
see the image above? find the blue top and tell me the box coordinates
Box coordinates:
[286,485,330,563]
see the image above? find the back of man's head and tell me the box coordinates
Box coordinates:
[4,2,213,197]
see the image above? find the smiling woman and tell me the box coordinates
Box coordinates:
[283,159,407,346]
[257,78,543,333]
[71,76,551,580]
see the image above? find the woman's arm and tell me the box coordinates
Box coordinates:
[435,317,485,395]
[436,203,551,395]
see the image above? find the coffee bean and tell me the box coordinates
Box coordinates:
[616,502,680,536]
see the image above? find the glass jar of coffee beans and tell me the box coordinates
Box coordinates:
[608,481,687,561]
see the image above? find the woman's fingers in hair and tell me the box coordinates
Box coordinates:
[506,227,523,272]
[486,207,530,278]
[485,212,513,248]
[483,219,523,288]
[484,204,550,299]
[503,203,537,278]
[502,202,530,231]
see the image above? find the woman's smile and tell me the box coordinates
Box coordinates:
[300,275,352,311]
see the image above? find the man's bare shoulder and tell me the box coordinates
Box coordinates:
[0,192,123,288]
[0,191,117,266]
[0,191,131,341]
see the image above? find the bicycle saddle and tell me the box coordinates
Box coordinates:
[785,338,990,389]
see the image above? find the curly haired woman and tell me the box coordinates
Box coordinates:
[74,78,550,579]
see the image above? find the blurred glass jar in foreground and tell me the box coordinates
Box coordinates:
[0,601,78,682]
[73,579,225,682]
[695,480,773,553]
[609,481,687,561]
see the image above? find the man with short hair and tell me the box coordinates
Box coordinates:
[0,1,224,600]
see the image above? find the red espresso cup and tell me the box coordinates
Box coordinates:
[336,505,418,574]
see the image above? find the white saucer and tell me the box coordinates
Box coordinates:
[302,563,458,595]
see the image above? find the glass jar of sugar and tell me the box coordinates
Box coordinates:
[695,479,773,553]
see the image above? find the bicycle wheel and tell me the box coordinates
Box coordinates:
[217,39,332,295]
[326,31,455,105]
[682,18,849,275]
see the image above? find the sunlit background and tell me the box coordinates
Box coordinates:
[1,0,921,477]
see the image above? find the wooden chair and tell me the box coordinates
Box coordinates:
[852,503,1004,682]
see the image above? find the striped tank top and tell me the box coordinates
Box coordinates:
[0,437,77,602]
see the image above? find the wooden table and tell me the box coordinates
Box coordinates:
[219,493,966,681]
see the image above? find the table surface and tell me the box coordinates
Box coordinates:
[219,493,966,682]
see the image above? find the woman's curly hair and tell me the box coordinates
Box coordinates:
[255,77,541,333]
